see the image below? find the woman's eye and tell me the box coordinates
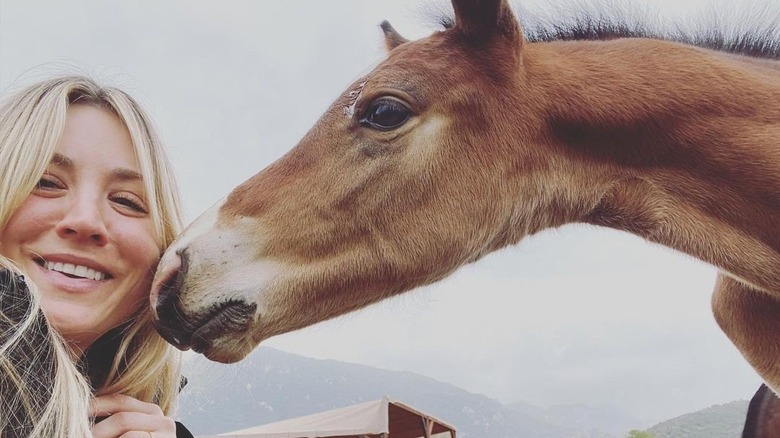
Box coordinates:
[112,194,149,214]
[359,97,412,131]
[34,175,64,191]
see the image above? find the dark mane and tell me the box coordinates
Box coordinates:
[429,1,780,60]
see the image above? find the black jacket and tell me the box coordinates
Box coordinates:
[0,269,53,437]
[82,326,195,437]
[0,269,195,438]
[82,326,195,438]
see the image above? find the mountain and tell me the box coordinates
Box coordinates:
[646,400,750,438]
[174,347,744,438]
[175,347,631,437]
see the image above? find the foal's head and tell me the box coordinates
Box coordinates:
[151,0,600,362]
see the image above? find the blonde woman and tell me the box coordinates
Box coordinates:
[0,75,193,437]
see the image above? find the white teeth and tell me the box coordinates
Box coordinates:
[43,261,106,281]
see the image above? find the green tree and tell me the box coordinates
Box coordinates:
[626,431,656,438]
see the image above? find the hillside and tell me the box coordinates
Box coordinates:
[647,400,749,438]
[507,401,645,437]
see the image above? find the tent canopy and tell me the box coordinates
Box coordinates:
[207,396,456,438]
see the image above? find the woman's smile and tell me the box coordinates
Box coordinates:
[32,253,113,291]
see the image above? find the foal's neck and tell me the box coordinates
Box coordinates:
[531,38,780,293]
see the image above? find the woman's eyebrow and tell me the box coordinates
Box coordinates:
[109,168,143,182]
[50,152,73,168]
[50,152,143,181]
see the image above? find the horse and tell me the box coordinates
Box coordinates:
[149,0,780,433]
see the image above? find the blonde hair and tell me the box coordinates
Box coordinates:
[0,75,185,436]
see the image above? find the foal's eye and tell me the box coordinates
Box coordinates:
[359,97,412,131]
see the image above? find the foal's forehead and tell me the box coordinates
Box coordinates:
[333,29,497,120]
[359,34,473,91]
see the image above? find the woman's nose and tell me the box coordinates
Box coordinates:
[55,196,109,245]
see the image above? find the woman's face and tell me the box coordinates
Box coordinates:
[0,104,160,352]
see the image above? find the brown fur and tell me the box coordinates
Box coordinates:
[151,0,780,429]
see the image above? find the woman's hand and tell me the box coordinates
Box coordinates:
[91,393,177,438]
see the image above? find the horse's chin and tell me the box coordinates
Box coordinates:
[154,297,259,363]
[196,335,257,364]
[190,306,258,363]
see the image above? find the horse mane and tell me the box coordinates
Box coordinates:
[427,0,780,60]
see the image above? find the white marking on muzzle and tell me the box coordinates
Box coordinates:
[153,198,226,301]
[161,198,289,317]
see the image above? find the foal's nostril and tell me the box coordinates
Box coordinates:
[176,247,190,270]
[156,248,189,306]
[155,281,182,324]
[154,290,194,350]
[153,248,193,350]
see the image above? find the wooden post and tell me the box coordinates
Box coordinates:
[421,417,434,438]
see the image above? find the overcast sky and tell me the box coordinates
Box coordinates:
[0,0,763,425]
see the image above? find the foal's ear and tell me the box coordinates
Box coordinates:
[451,0,522,46]
[381,20,409,52]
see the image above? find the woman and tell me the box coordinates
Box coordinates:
[0,75,193,437]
